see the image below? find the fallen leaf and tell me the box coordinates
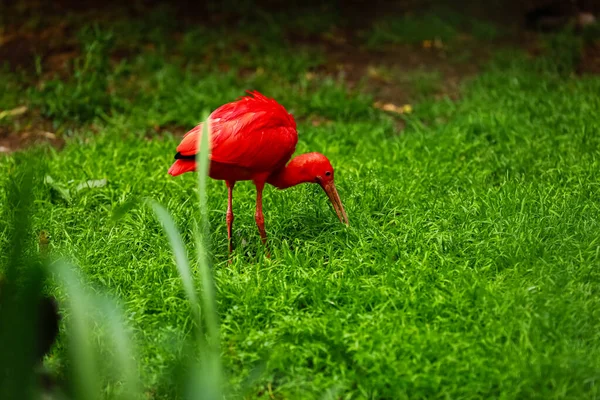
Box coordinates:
[75,179,108,191]
[374,101,413,114]
[0,33,19,46]
[39,230,50,255]
[322,29,347,45]
[44,175,71,202]
[577,12,596,28]
[367,66,391,82]
[423,39,443,49]
[38,131,57,139]
[0,106,28,120]
[311,117,332,127]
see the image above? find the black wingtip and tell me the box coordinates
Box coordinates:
[174,152,196,160]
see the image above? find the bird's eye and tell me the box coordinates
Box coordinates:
[325,171,331,177]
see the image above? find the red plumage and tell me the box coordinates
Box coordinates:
[168,90,348,255]
[169,90,297,178]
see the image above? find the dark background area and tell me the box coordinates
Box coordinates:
[2,0,599,67]
[1,0,599,151]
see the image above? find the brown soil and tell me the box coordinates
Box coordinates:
[578,39,600,74]
[0,111,65,154]
[308,32,489,105]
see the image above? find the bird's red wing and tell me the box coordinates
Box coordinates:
[209,114,297,171]
[176,124,206,156]
[175,91,298,172]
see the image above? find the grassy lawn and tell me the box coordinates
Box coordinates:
[1,3,600,399]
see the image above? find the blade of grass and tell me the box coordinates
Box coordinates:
[96,296,142,400]
[147,112,224,398]
[53,263,144,400]
[196,112,211,246]
[0,163,44,400]
[110,197,139,223]
[321,384,344,400]
[195,114,219,343]
[51,262,100,400]
[150,201,201,331]
[193,111,224,398]
[191,233,223,400]
[186,357,222,400]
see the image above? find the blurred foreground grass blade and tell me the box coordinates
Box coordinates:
[51,262,100,400]
[321,384,344,400]
[149,110,225,398]
[191,233,223,400]
[186,357,222,400]
[96,296,142,400]
[0,163,45,400]
[150,201,201,330]
[3,158,37,279]
[53,262,145,400]
[196,111,212,245]
[195,115,220,342]
[194,113,224,399]
[237,361,268,398]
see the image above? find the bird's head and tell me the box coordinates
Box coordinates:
[285,152,349,225]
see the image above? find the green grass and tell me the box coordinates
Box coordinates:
[1,8,600,399]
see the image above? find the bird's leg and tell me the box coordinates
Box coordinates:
[226,180,235,256]
[254,181,269,255]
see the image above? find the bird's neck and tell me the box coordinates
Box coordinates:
[267,155,313,189]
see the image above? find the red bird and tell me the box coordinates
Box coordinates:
[168,90,349,253]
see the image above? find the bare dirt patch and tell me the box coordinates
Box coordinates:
[0,110,64,153]
[578,39,600,74]
[290,26,497,117]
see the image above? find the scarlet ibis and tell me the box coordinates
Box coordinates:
[168,90,349,253]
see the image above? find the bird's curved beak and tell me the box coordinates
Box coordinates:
[321,182,349,226]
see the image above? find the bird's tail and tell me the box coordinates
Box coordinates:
[168,123,204,176]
